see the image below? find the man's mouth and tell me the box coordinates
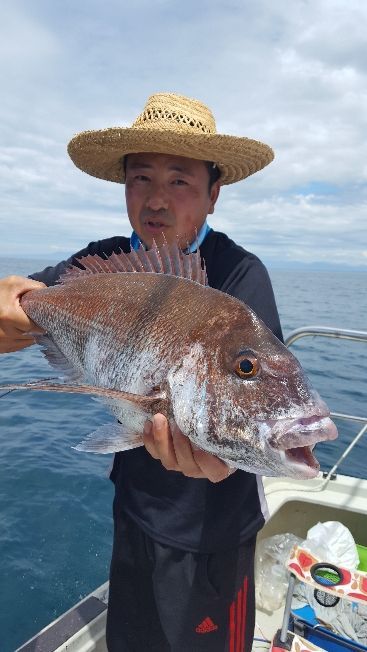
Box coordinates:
[144,219,170,233]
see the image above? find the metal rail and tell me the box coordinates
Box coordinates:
[285,326,367,348]
[285,326,367,482]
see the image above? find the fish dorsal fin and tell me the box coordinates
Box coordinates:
[58,240,208,286]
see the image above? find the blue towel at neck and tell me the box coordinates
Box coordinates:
[130,221,212,253]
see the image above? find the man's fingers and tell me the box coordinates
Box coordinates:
[142,421,160,459]
[0,336,36,354]
[0,324,38,354]
[143,415,236,483]
[171,425,205,478]
[143,417,203,476]
[0,276,46,336]
[0,307,39,336]
[5,275,45,294]
[192,447,235,483]
[150,414,180,471]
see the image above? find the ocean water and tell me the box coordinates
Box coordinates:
[0,257,366,652]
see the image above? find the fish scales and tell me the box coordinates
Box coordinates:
[21,273,241,404]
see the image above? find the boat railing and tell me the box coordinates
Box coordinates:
[285,326,367,483]
[284,326,367,348]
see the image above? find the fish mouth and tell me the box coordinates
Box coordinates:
[267,415,338,478]
[282,445,320,478]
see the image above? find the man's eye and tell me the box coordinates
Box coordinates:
[172,179,187,186]
[134,174,150,181]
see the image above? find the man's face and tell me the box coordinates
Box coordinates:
[125,152,220,248]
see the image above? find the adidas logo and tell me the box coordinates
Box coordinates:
[195,617,218,634]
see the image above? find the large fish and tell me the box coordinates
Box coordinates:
[1,243,337,478]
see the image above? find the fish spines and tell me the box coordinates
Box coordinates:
[58,241,208,286]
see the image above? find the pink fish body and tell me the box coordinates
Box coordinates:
[11,244,337,479]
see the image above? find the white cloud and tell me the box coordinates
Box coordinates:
[0,4,59,63]
[0,0,366,268]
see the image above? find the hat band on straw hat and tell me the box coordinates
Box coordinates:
[67,92,274,185]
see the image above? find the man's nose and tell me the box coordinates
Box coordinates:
[145,182,169,211]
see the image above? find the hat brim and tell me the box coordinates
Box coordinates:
[67,127,274,185]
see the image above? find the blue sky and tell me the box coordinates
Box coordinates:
[1,0,366,268]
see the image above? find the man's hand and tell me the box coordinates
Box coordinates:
[143,414,236,483]
[0,276,46,353]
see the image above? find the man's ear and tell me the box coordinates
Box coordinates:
[208,182,221,215]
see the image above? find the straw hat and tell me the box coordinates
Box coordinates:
[67,93,274,185]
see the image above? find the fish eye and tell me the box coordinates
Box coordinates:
[235,356,259,379]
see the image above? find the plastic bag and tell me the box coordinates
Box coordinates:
[301,521,359,570]
[255,533,302,612]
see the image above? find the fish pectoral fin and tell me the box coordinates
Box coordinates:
[35,335,83,382]
[73,423,144,454]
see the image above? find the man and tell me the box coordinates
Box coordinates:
[0,93,282,651]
